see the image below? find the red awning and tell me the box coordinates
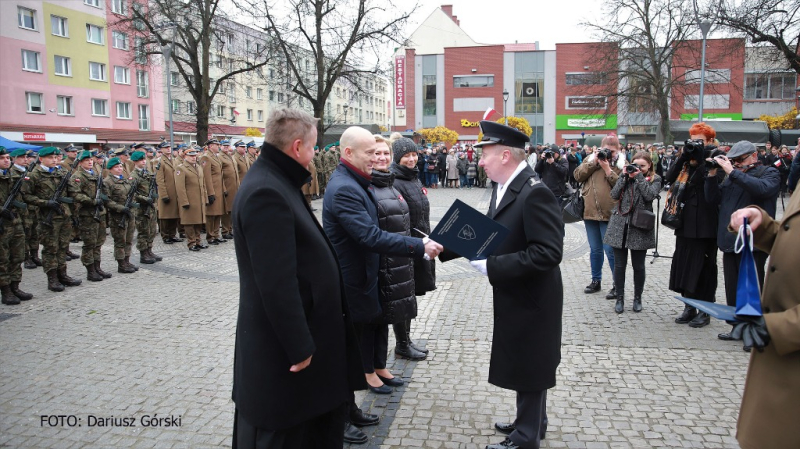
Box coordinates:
[0,123,167,145]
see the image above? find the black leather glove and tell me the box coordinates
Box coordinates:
[94,198,104,206]
[0,208,15,220]
[208,195,216,205]
[731,316,770,352]
[224,191,228,197]
[182,204,190,209]
[162,197,170,204]
[46,199,61,210]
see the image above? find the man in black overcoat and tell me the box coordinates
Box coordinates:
[231,109,366,449]
[441,121,564,449]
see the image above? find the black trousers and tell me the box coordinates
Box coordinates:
[232,404,346,449]
[722,250,768,308]
[354,323,389,373]
[612,247,647,298]
[509,389,548,449]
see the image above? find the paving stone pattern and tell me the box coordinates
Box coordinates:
[1,183,765,448]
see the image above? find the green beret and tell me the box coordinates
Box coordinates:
[130,151,146,161]
[39,147,62,157]
[76,150,93,161]
[0,147,7,156]
[107,157,122,169]
[10,149,28,158]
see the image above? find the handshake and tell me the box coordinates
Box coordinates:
[422,237,443,261]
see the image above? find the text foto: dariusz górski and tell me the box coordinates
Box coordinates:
[40,414,182,427]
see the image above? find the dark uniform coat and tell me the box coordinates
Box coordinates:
[219,153,240,214]
[201,151,224,216]
[442,164,564,392]
[175,162,207,225]
[156,155,180,220]
[232,144,365,431]
[736,192,800,449]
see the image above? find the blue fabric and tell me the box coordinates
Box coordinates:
[0,136,43,151]
[584,219,615,281]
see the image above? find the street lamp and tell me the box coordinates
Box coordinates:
[697,19,712,122]
[159,22,178,149]
[502,89,509,125]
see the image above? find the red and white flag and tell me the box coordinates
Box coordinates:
[233,110,240,116]
[483,107,499,121]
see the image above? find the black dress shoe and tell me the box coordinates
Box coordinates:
[222,234,234,240]
[189,245,201,252]
[494,422,515,435]
[163,238,174,244]
[605,285,617,299]
[198,244,209,249]
[207,240,219,245]
[350,409,379,427]
[343,422,368,444]
[584,280,601,294]
[675,305,698,324]
[718,332,739,341]
[369,384,392,395]
[688,312,710,328]
[215,238,227,244]
[377,374,404,387]
[171,237,184,243]
[486,437,519,449]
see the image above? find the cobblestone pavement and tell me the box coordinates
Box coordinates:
[1,183,770,449]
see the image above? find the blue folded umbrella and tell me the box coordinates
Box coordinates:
[675,296,741,322]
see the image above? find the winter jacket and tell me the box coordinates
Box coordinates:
[664,154,719,239]
[705,164,780,253]
[603,173,662,250]
[457,157,468,176]
[573,153,624,221]
[390,162,436,295]
[534,156,569,197]
[370,170,417,324]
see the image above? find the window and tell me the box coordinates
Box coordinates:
[26,92,44,113]
[186,101,196,114]
[247,109,253,120]
[744,72,797,100]
[114,66,129,84]
[171,99,180,113]
[136,70,149,97]
[256,88,263,100]
[170,71,179,86]
[246,86,252,98]
[89,62,106,81]
[51,15,68,37]
[228,83,236,102]
[112,31,128,50]
[57,96,73,115]
[111,0,127,14]
[452,75,495,88]
[116,102,131,119]
[18,7,37,30]
[91,99,108,116]
[84,0,101,7]
[278,92,284,103]
[685,69,731,84]
[227,33,234,45]
[257,110,263,121]
[216,105,225,117]
[269,68,275,79]
[336,87,341,97]
[134,37,146,64]
[565,72,607,85]
[21,50,41,72]
[86,24,104,45]
[219,82,226,95]
[229,107,235,119]
[138,105,150,130]
[54,56,71,76]
[269,90,275,101]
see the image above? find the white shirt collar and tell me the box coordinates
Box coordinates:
[14,164,27,171]
[496,161,529,208]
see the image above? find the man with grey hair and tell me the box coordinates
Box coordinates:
[232,109,366,448]
[441,121,564,449]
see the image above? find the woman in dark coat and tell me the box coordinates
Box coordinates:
[604,151,662,314]
[391,137,436,360]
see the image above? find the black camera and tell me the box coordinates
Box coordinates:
[543,150,555,159]
[625,164,639,174]
[706,149,725,168]
[597,148,612,161]
[683,139,706,155]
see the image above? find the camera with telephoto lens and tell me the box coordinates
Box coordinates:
[683,139,706,155]
[597,148,612,161]
[625,164,639,174]
[705,149,725,168]
[543,150,555,159]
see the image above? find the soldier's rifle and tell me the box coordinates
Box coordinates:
[118,177,140,229]
[0,160,38,234]
[92,169,105,223]
[142,163,160,219]
[41,160,78,228]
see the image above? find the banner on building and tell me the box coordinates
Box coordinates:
[520,82,540,98]
[395,56,405,110]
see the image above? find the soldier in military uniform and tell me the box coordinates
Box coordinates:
[145,147,158,173]
[10,150,41,270]
[155,142,182,244]
[112,147,133,178]
[21,147,82,292]
[103,157,139,273]
[201,139,226,245]
[175,149,207,251]
[219,140,240,240]
[234,141,250,179]
[0,147,34,304]
[67,150,112,282]
[246,141,258,166]
[130,151,161,264]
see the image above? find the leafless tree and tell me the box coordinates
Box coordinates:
[109,0,273,143]
[234,0,418,146]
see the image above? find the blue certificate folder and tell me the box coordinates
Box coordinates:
[431,199,509,261]
[675,296,741,323]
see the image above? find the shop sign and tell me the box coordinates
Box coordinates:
[395,56,405,109]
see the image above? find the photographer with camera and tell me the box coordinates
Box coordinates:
[705,140,780,343]
[535,144,569,198]
[603,152,662,313]
[668,123,723,328]
[574,135,626,298]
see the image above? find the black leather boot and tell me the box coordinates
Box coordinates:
[675,305,697,324]
[1,285,19,305]
[85,264,104,282]
[605,284,617,300]
[688,312,710,328]
[47,269,65,292]
[124,256,139,271]
[394,321,426,361]
[94,261,112,279]
[118,259,136,274]
[57,265,82,287]
[10,282,33,301]
[31,249,42,266]
[139,250,156,264]
[148,248,163,262]
[614,295,624,314]
[24,254,37,269]
[406,319,428,355]
[584,279,601,294]
[632,296,642,313]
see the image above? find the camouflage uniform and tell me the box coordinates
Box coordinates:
[0,167,27,302]
[103,174,138,269]
[11,164,40,268]
[67,167,111,280]
[131,167,159,263]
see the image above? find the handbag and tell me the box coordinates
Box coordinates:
[661,165,689,230]
[734,218,763,317]
[631,208,655,230]
[561,183,584,224]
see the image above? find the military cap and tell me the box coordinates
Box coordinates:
[0,147,7,156]
[474,121,529,149]
[205,138,220,146]
[220,139,231,145]
[234,140,245,147]
[246,141,256,148]
[63,144,79,152]
[132,142,146,149]
[107,157,122,169]
[727,140,758,160]
[9,149,29,158]
[39,147,62,157]
[112,147,129,156]
[158,141,171,149]
[76,150,93,161]
[185,149,199,156]
[93,151,106,158]
[130,151,146,161]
